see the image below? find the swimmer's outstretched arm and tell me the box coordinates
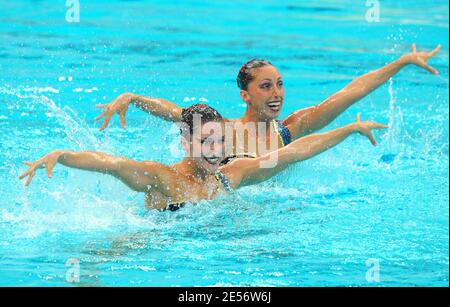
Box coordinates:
[283,44,441,139]
[18,150,170,192]
[95,93,183,131]
[223,114,388,188]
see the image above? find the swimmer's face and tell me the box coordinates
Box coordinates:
[186,121,225,174]
[241,65,284,120]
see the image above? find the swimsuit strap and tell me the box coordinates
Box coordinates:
[275,120,292,146]
[220,153,257,166]
[166,202,185,211]
[215,170,233,193]
[220,121,290,166]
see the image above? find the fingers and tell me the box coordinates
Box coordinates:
[24,171,35,186]
[428,44,441,58]
[119,112,127,129]
[423,64,439,75]
[46,161,55,178]
[18,169,31,180]
[376,123,389,129]
[414,53,439,75]
[94,112,105,122]
[367,131,377,147]
[99,114,113,131]
[356,113,361,123]
[19,160,38,179]
[18,160,52,185]
[412,43,417,53]
[370,122,389,129]
[363,122,389,146]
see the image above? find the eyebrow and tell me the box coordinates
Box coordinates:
[260,77,282,83]
[200,135,225,141]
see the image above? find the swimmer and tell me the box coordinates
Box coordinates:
[20,104,388,211]
[95,44,440,161]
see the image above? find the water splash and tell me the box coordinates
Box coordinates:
[0,85,102,151]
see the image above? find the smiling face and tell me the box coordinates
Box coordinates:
[180,104,225,175]
[183,121,225,174]
[240,65,284,121]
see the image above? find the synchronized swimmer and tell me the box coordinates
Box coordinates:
[19,44,440,211]
[20,105,386,211]
[94,44,440,160]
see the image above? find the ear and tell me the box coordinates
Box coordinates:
[180,137,190,156]
[240,90,251,105]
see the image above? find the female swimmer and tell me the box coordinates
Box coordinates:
[94,44,439,162]
[20,105,387,211]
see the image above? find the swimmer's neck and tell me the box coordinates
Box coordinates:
[241,108,275,126]
[173,158,213,181]
[240,109,278,140]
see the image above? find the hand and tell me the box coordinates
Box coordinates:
[95,93,133,131]
[18,151,63,186]
[353,113,388,146]
[401,44,441,75]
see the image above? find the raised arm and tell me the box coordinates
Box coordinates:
[95,92,183,131]
[223,114,387,188]
[18,150,168,192]
[283,44,441,139]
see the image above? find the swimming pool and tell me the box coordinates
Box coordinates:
[0,0,448,286]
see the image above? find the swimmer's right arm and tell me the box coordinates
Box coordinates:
[18,150,168,192]
[223,114,388,188]
[95,93,183,131]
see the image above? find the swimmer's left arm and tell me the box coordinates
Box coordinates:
[283,44,441,139]
[223,114,387,188]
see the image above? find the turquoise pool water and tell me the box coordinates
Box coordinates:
[0,0,448,286]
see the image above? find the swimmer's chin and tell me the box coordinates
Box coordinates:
[263,105,282,119]
[201,158,222,172]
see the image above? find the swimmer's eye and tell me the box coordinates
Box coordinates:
[201,138,213,145]
[277,80,283,87]
[260,82,272,90]
[201,137,225,145]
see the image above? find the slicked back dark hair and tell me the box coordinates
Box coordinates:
[180,104,223,136]
[236,59,273,90]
